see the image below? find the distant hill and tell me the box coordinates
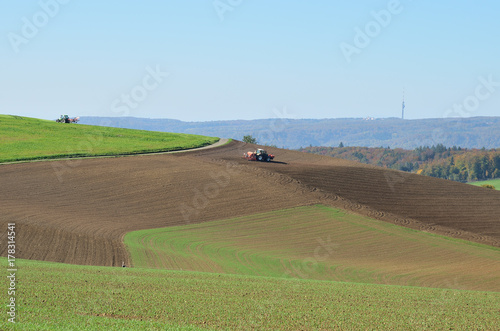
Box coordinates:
[79,116,500,149]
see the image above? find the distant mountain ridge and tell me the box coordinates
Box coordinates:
[79,116,500,149]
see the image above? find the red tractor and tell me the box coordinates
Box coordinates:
[243,148,275,162]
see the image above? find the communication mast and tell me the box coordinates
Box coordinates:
[401,89,405,119]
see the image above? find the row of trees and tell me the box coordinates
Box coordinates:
[299,144,500,183]
[420,152,500,182]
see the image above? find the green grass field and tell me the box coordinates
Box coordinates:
[125,205,500,291]
[0,115,218,163]
[2,257,499,330]
[469,178,500,190]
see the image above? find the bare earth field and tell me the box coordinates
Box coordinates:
[1,140,500,268]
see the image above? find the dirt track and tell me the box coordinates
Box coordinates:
[1,140,499,266]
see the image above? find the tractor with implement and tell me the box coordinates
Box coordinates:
[243,148,275,162]
[56,115,80,123]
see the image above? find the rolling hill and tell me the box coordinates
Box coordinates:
[1,140,499,268]
[2,117,500,329]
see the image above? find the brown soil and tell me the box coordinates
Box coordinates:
[1,140,499,266]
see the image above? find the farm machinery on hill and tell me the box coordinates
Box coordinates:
[243,148,275,162]
[56,115,79,123]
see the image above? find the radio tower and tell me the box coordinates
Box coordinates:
[401,89,405,119]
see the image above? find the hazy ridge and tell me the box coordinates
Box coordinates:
[79,116,500,149]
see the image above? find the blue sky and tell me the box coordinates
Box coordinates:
[1,1,499,121]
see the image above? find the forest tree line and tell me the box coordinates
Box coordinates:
[298,144,500,183]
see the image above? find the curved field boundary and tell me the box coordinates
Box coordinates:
[125,205,500,292]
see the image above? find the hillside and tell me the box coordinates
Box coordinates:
[2,140,499,269]
[79,116,500,149]
[2,124,500,329]
[126,205,500,291]
[0,115,218,163]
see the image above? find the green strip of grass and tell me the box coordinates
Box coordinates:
[0,115,218,163]
[469,178,500,190]
[125,205,500,291]
[2,258,499,330]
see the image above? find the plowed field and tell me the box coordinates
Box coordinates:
[194,141,500,246]
[1,140,499,267]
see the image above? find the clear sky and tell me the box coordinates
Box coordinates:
[1,1,499,121]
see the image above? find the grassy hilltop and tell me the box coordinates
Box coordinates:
[0,115,218,163]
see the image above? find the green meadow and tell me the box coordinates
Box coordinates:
[2,257,499,330]
[0,115,218,163]
[125,205,500,291]
[469,178,500,190]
